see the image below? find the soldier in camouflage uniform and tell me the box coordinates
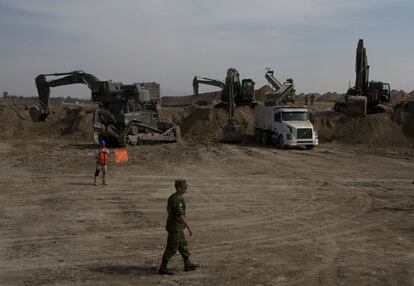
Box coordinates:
[159,179,198,275]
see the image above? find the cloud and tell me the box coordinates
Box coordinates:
[0,0,413,98]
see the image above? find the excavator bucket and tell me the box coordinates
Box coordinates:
[334,96,367,117]
[346,96,367,116]
[29,106,48,122]
[221,119,243,143]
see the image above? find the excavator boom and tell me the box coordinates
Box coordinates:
[192,76,225,96]
[32,71,99,121]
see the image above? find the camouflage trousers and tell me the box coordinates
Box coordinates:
[161,231,190,263]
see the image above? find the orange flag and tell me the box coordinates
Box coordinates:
[114,149,128,164]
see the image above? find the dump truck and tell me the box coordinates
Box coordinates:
[254,106,318,149]
[30,70,179,146]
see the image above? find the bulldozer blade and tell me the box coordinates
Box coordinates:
[221,119,242,143]
[29,106,48,122]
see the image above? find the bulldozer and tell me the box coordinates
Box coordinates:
[30,70,179,146]
[192,68,256,143]
[334,39,391,116]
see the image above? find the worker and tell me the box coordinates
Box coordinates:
[94,139,110,186]
[310,94,315,106]
[304,94,309,106]
[159,179,198,275]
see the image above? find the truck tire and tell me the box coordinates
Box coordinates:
[261,130,269,145]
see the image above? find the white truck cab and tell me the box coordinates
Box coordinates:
[254,106,318,148]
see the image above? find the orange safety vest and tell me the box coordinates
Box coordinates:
[98,148,109,165]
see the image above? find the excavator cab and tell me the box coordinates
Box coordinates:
[367,81,388,108]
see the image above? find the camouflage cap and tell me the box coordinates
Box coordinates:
[175,179,188,188]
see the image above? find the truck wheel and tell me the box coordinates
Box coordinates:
[261,130,269,145]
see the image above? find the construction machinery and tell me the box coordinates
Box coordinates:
[264,68,295,105]
[254,106,318,149]
[192,68,256,107]
[30,70,179,146]
[193,68,256,142]
[334,39,391,116]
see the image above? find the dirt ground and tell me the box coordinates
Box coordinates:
[0,137,413,286]
[0,98,414,285]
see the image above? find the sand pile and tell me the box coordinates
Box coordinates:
[0,101,94,140]
[1,99,412,147]
[390,90,409,105]
[313,110,414,146]
[161,92,221,107]
[161,105,255,143]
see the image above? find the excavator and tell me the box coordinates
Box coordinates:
[334,39,391,116]
[30,70,179,146]
[192,68,256,107]
[264,68,295,105]
[192,68,256,142]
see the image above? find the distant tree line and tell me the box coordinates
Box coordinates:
[2,91,90,103]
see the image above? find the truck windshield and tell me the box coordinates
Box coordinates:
[282,112,308,121]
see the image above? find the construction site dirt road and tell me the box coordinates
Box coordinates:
[0,134,413,285]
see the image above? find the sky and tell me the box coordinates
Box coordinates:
[0,0,413,99]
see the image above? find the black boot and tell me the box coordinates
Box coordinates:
[159,261,174,275]
[184,257,198,272]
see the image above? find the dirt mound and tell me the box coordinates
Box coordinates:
[0,101,94,140]
[161,92,221,107]
[255,85,273,102]
[317,92,343,102]
[390,90,409,105]
[1,99,412,148]
[161,105,255,143]
[313,111,414,146]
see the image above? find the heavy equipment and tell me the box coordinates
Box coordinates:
[192,68,256,107]
[192,68,256,142]
[334,39,391,116]
[264,68,295,105]
[254,106,318,149]
[30,70,179,146]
